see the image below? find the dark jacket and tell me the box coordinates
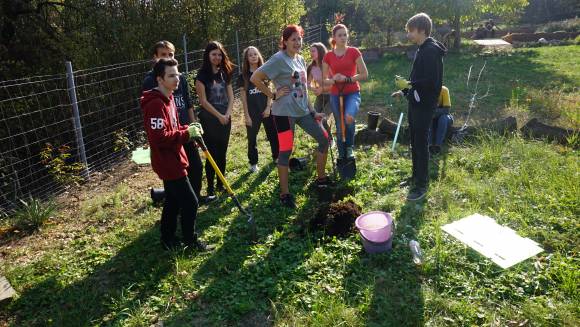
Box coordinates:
[142,72,193,125]
[140,89,190,181]
[405,37,447,108]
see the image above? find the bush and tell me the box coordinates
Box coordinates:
[40,143,85,186]
[537,18,580,33]
[12,197,57,231]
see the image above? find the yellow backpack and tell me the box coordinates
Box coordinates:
[438,86,451,108]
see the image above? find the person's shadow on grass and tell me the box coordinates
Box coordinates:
[6,225,173,326]
[5,161,276,326]
[162,163,324,326]
[338,196,427,327]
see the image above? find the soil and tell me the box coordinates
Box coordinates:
[0,160,159,265]
[311,199,361,238]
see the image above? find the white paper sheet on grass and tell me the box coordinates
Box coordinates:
[441,214,543,269]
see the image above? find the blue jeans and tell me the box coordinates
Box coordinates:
[429,113,453,146]
[330,92,361,158]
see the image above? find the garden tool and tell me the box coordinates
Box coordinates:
[194,137,257,242]
[336,80,356,180]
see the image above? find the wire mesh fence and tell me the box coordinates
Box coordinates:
[0,24,323,214]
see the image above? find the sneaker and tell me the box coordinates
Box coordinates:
[161,238,182,251]
[406,188,427,202]
[216,185,226,194]
[201,193,218,204]
[184,238,216,252]
[315,176,334,189]
[429,145,441,156]
[249,164,259,173]
[346,146,355,159]
[279,193,296,209]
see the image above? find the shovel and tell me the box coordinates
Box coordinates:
[195,137,257,242]
[336,83,356,180]
[322,117,337,178]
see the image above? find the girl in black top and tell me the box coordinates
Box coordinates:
[195,41,234,199]
[239,46,279,172]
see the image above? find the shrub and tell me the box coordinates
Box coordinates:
[11,197,57,231]
[537,18,580,33]
[40,143,85,186]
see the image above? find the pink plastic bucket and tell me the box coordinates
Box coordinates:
[355,211,393,243]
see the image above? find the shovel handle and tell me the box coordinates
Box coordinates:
[194,137,234,196]
[194,137,256,241]
[339,95,346,142]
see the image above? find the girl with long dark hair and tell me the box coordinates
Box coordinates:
[239,46,279,172]
[195,41,235,200]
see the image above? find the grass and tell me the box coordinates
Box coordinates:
[1,45,579,326]
[361,44,580,129]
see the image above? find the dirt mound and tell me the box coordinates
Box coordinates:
[316,184,354,203]
[311,200,361,238]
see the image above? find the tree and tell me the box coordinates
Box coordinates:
[522,0,580,23]
[0,0,306,79]
[417,0,529,49]
[357,0,415,46]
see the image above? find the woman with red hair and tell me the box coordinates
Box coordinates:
[323,24,368,165]
[251,25,330,209]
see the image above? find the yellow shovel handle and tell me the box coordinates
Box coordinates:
[194,138,234,196]
[205,150,234,195]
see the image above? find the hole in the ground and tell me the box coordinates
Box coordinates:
[311,199,361,238]
[316,184,354,203]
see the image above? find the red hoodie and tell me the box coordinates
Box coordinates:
[140,89,191,181]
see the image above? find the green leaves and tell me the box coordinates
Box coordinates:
[11,196,57,231]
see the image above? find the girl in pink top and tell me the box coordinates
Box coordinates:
[308,42,332,116]
[323,24,368,159]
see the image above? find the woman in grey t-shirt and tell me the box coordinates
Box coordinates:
[251,24,331,209]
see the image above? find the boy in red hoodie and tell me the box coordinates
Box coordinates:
[140,58,212,251]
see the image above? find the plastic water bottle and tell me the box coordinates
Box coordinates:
[409,240,423,265]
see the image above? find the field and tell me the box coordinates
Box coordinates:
[0,45,579,326]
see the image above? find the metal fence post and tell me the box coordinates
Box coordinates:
[235,30,241,74]
[65,61,90,180]
[183,33,189,75]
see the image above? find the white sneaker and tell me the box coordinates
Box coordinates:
[250,164,259,173]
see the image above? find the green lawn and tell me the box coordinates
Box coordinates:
[361,45,579,129]
[1,45,579,326]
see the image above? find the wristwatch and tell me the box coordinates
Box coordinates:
[272,93,277,101]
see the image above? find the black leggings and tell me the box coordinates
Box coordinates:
[273,114,328,167]
[161,176,198,244]
[246,107,279,165]
[183,142,203,198]
[199,110,231,194]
